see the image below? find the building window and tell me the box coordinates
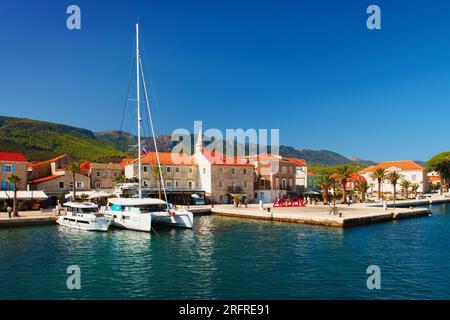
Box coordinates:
[4,181,13,190]
[412,175,417,181]
[219,195,223,202]
[174,180,179,188]
[3,164,12,173]
[243,168,247,174]
[96,171,100,177]
[275,178,279,189]
[244,181,247,188]
[282,166,287,174]
[231,168,236,175]
[59,182,64,189]
[95,182,101,189]
[114,172,118,177]
[76,182,83,189]
[189,167,193,174]
[219,168,223,174]
[188,181,194,189]
[282,179,287,189]
[166,181,173,188]
[219,181,223,188]
[203,168,206,174]
[166,167,171,173]
[143,165,148,173]
[175,167,180,173]
[143,180,149,187]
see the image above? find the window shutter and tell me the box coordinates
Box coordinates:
[11,183,15,191]
[1,165,5,172]
[1,180,5,190]
[12,165,16,173]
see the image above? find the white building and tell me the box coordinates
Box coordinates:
[286,157,308,189]
[359,160,429,194]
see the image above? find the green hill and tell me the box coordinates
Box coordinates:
[0,116,126,162]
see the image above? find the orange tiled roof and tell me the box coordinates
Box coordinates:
[130,152,195,166]
[358,160,425,174]
[29,175,61,184]
[202,150,253,166]
[120,158,135,169]
[429,176,440,182]
[29,155,66,167]
[286,157,307,167]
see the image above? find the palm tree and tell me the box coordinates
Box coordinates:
[386,171,402,208]
[370,168,386,199]
[411,183,419,198]
[115,174,127,184]
[66,162,80,201]
[400,179,412,198]
[7,175,21,217]
[355,180,369,202]
[335,165,355,203]
[317,174,331,204]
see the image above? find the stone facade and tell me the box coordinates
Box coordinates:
[89,163,123,190]
[0,157,28,190]
[28,155,90,195]
[209,165,254,203]
[29,172,90,194]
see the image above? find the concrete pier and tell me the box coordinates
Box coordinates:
[201,204,431,228]
[0,211,57,227]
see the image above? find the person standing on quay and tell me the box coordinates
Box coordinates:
[7,205,12,219]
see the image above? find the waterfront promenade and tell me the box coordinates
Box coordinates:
[203,203,431,228]
[0,211,56,227]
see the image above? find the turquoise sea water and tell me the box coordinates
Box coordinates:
[0,204,449,300]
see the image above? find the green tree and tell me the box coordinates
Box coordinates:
[370,168,386,199]
[355,180,369,202]
[334,165,356,203]
[426,151,450,192]
[317,174,331,204]
[66,162,81,201]
[400,180,412,198]
[7,175,22,217]
[386,171,403,207]
[411,183,419,198]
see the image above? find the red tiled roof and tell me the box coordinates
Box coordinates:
[79,161,91,173]
[29,175,61,184]
[0,151,27,162]
[429,176,440,182]
[359,160,425,174]
[130,152,195,166]
[120,158,135,169]
[286,157,307,167]
[202,150,253,166]
[29,155,66,167]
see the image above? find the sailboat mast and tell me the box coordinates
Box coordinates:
[136,22,142,199]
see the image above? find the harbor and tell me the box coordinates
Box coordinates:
[2,198,442,229]
[1,202,449,299]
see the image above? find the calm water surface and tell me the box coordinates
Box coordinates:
[0,204,449,299]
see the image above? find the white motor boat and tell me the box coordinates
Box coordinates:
[57,202,111,232]
[102,197,194,232]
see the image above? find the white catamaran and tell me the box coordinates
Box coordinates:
[102,23,194,231]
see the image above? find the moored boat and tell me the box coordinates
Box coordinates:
[57,202,111,231]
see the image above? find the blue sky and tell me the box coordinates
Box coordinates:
[0,0,449,162]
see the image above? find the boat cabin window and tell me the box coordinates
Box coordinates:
[72,207,98,213]
[123,204,167,212]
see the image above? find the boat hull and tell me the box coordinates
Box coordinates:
[56,216,111,232]
[107,211,152,232]
[152,211,194,229]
